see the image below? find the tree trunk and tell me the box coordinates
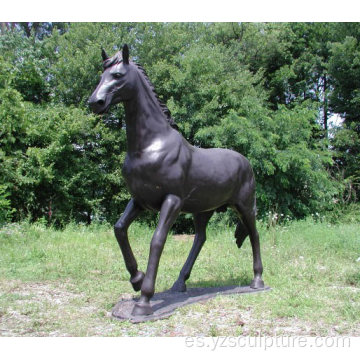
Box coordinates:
[0,23,6,34]
[323,75,328,138]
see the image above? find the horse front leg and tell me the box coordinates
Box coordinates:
[131,194,182,316]
[114,198,144,291]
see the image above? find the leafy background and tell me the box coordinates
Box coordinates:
[1,22,360,231]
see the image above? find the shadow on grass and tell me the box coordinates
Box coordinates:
[186,274,253,289]
[109,275,254,310]
[346,271,360,286]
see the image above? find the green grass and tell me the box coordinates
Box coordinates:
[0,219,359,336]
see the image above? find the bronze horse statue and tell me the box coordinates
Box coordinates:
[89,45,264,316]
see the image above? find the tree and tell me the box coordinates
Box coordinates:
[0,22,354,228]
[328,30,360,200]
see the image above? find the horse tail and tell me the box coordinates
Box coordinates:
[235,218,249,248]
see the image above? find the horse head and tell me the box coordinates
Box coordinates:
[89,44,136,114]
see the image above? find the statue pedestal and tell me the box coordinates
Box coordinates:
[112,285,271,323]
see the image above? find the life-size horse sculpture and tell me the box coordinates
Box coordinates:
[89,45,264,317]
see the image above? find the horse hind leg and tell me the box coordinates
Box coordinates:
[233,204,264,289]
[171,210,214,292]
[235,218,249,249]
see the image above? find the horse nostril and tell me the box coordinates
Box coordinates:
[97,99,105,106]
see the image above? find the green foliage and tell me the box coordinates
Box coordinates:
[1,101,129,226]
[196,101,337,218]
[329,36,360,122]
[328,31,360,199]
[0,30,50,103]
[331,124,360,201]
[0,185,14,225]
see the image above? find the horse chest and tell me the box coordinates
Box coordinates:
[123,153,163,182]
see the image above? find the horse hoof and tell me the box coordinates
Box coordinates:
[250,277,265,289]
[130,271,145,292]
[131,302,153,316]
[171,279,187,292]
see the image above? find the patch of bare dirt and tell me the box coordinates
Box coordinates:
[0,280,82,336]
[0,279,134,336]
[172,234,194,242]
[15,282,82,305]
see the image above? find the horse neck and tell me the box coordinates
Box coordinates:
[123,70,171,155]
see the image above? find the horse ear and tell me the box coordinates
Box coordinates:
[101,48,109,61]
[122,44,129,64]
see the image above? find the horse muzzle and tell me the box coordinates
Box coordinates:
[88,95,110,114]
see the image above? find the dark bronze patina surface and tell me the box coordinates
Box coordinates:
[89,45,265,317]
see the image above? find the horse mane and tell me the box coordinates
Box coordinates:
[103,51,178,130]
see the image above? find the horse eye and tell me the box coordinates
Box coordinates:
[113,73,124,79]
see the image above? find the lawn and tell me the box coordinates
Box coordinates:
[0,218,359,336]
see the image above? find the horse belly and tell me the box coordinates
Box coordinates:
[182,148,247,213]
